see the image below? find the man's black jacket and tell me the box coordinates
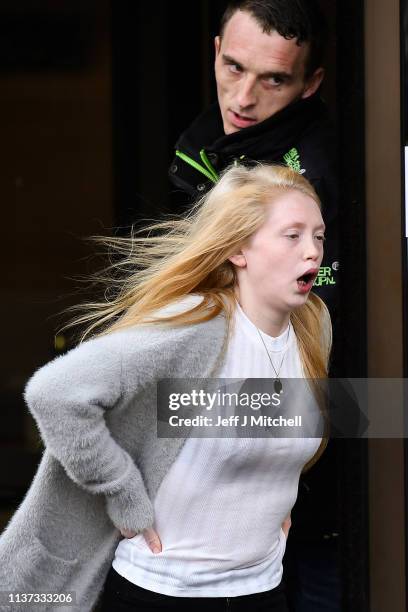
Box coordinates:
[169,93,339,317]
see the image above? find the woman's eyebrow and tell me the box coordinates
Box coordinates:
[281,221,326,231]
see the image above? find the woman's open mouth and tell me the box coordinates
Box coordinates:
[296,269,318,293]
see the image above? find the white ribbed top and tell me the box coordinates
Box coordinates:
[113,304,321,597]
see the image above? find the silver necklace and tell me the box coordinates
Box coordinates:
[256,325,290,394]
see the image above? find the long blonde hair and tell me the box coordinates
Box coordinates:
[68,162,331,360]
[65,162,331,469]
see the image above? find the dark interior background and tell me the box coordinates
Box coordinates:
[0,1,367,609]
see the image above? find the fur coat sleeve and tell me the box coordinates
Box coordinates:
[24,329,155,533]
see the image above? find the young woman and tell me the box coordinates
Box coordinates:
[0,163,331,611]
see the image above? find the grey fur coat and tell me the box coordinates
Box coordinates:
[0,310,228,612]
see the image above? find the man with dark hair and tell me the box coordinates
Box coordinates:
[169,1,341,610]
[219,0,328,81]
[169,0,339,312]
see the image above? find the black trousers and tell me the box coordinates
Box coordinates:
[99,567,289,611]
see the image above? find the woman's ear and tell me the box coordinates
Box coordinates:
[228,252,247,267]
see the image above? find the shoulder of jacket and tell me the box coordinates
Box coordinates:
[121,297,228,355]
[116,301,228,385]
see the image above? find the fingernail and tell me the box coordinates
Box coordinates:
[152,545,161,554]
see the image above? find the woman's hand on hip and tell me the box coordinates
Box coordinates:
[142,527,162,554]
[120,526,162,554]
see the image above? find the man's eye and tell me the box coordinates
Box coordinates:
[228,63,242,74]
[266,76,284,86]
